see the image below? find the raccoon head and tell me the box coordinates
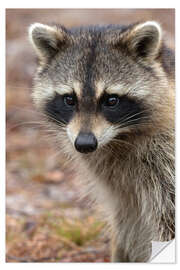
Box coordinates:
[29,21,170,154]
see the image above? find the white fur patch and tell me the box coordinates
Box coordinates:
[134,21,162,48]
[29,23,57,48]
[66,126,77,144]
[95,80,106,99]
[135,21,161,36]
[55,84,73,96]
[73,81,82,98]
[106,83,130,96]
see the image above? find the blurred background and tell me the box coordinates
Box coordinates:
[6,9,175,262]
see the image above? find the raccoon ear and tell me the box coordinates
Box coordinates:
[117,21,162,60]
[29,23,69,61]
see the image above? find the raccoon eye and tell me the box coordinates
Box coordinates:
[105,95,119,107]
[64,95,76,106]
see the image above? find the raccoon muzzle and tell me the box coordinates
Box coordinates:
[74,132,98,153]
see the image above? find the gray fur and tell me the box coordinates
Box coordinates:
[29,21,175,262]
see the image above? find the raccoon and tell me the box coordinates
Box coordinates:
[29,21,175,262]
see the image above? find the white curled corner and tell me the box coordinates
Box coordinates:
[150,239,175,263]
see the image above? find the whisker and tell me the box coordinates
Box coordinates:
[101,144,120,160]
[45,112,66,127]
[117,110,149,125]
[7,121,46,131]
[7,106,46,118]
[120,122,151,130]
[111,138,137,149]
[7,85,33,91]
[120,116,150,126]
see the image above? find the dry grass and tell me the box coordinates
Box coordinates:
[6,212,108,262]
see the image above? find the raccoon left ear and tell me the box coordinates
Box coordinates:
[114,21,162,61]
[29,23,70,61]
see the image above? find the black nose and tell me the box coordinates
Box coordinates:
[74,132,98,153]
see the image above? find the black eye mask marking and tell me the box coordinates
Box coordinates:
[45,92,77,124]
[99,93,148,127]
[45,92,148,128]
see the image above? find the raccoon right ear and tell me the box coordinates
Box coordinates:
[110,21,162,61]
[29,23,70,61]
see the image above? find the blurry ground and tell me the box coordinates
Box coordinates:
[6,9,174,262]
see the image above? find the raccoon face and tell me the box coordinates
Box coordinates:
[29,21,167,154]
